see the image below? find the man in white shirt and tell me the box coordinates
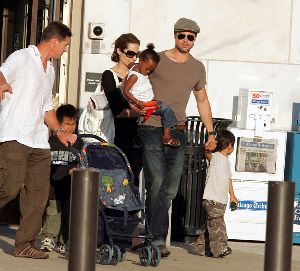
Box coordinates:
[0,21,76,259]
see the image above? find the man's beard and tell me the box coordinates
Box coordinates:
[175,44,190,54]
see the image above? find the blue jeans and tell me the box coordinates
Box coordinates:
[153,101,177,128]
[138,126,187,245]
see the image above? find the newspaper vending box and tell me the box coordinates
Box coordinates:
[224,128,287,241]
[225,88,286,241]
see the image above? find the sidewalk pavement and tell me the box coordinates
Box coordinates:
[1,225,300,271]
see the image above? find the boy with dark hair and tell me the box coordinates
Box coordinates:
[40,104,83,253]
[191,129,238,258]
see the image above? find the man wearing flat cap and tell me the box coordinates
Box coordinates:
[138,17,216,257]
[174,17,201,34]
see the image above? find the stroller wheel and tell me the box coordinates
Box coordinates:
[111,245,122,265]
[97,244,112,265]
[151,246,161,267]
[139,246,152,266]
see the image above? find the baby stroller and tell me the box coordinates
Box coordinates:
[75,134,161,267]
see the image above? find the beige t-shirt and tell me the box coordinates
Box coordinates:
[203,152,232,204]
[145,51,206,127]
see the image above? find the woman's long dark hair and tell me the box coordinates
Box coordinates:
[111,33,140,62]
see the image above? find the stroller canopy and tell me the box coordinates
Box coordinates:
[80,143,142,212]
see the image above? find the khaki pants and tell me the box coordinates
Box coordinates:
[41,199,70,244]
[0,141,50,251]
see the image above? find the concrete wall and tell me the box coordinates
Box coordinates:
[79,0,300,131]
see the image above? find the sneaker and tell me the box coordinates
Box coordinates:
[15,245,49,259]
[219,246,232,257]
[54,243,66,254]
[40,237,56,252]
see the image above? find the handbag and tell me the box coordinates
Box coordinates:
[78,69,119,143]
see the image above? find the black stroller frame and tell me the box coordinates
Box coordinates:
[74,134,161,266]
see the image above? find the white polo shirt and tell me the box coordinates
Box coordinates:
[203,152,232,204]
[0,45,54,149]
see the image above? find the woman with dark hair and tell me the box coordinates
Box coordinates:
[101,33,142,186]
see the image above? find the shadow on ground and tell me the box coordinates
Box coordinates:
[0,225,16,256]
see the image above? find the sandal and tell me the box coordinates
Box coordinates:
[14,245,49,259]
[162,137,181,147]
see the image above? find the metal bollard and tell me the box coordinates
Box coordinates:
[264,181,295,271]
[68,168,99,271]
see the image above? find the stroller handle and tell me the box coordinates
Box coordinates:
[77,133,107,143]
[68,134,107,160]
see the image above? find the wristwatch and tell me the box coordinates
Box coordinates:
[56,127,65,133]
[207,130,217,136]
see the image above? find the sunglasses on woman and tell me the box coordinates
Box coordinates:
[176,33,195,42]
[122,49,139,58]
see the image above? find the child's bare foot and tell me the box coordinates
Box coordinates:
[162,137,180,147]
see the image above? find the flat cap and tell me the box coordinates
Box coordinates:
[174,18,200,34]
